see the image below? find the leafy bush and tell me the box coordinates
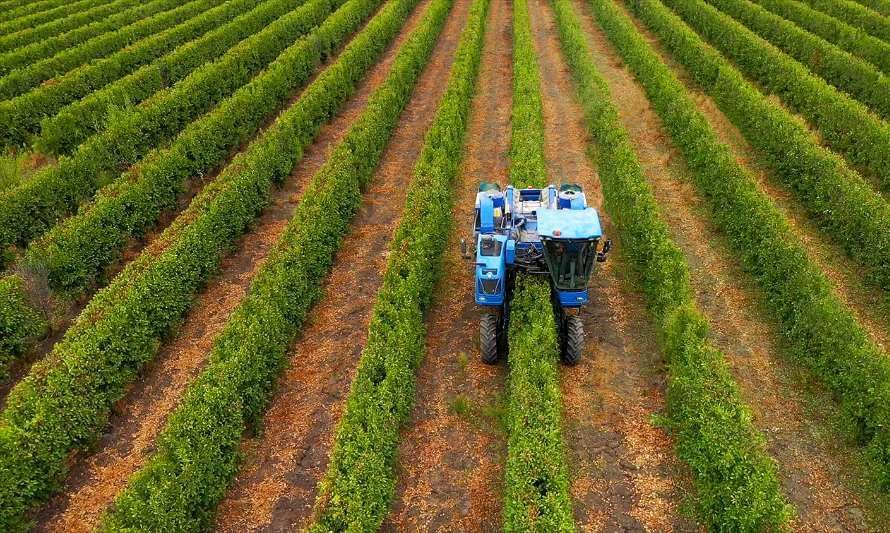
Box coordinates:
[102,0,447,528]
[0,0,390,527]
[0,275,47,377]
[0,0,70,25]
[0,0,265,147]
[499,2,574,530]
[550,0,790,527]
[0,0,141,58]
[705,0,890,119]
[509,0,547,189]
[0,0,340,369]
[0,0,174,72]
[503,276,575,532]
[798,0,890,41]
[311,0,487,527]
[749,0,890,75]
[0,0,109,36]
[0,0,218,101]
[661,0,890,188]
[627,0,890,308]
[36,0,305,155]
[0,0,339,258]
[592,0,890,491]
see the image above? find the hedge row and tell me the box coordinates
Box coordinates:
[798,0,890,41]
[36,0,303,156]
[550,0,790,527]
[749,0,890,75]
[851,0,890,15]
[0,0,389,526]
[503,277,575,532]
[0,0,258,148]
[0,0,141,56]
[0,0,216,101]
[594,0,890,489]
[0,0,166,72]
[105,0,448,526]
[310,0,487,529]
[627,0,890,308]
[0,0,111,35]
[706,0,890,119]
[509,0,547,190]
[0,0,337,260]
[0,0,339,370]
[0,275,47,379]
[0,0,71,24]
[661,0,890,190]
[500,1,574,530]
[26,0,350,301]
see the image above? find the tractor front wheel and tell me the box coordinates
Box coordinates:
[480,313,500,364]
[561,314,584,365]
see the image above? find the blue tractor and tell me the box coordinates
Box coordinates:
[462,183,611,365]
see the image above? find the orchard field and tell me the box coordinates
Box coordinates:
[0,0,889,530]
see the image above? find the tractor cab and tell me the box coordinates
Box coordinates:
[464,182,611,365]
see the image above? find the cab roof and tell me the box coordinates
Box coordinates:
[536,208,603,240]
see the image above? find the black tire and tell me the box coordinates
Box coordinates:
[561,315,583,365]
[480,313,500,364]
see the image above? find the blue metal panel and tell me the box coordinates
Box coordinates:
[475,234,506,307]
[558,289,588,307]
[505,239,515,264]
[480,196,494,233]
[537,208,603,239]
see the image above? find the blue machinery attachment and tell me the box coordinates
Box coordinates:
[462,183,611,365]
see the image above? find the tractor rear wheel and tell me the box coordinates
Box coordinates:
[561,315,583,365]
[480,314,500,364]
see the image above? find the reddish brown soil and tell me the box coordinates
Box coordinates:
[211,1,474,530]
[27,2,437,530]
[383,0,512,529]
[576,1,875,529]
[526,1,694,530]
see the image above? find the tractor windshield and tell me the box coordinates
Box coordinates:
[542,238,597,290]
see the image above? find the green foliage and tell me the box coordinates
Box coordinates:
[592,0,890,491]
[550,0,790,528]
[748,0,890,75]
[0,0,338,260]
[705,0,890,119]
[101,0,458,528]
[0,275,46,377]
[309,1,488,528]
[661,0,890,189]
[0,0,390,527]
[503,276,574,532]
[0,0,218,102]
[36,0,305,156]
[500,2,575,529]
[510,0,547,189]
[0,0,109,36]
[0,0,71,24]
[627,0,890,308]
[0,0,267,148]
[0,0,160,66]
[24,0,341,299]
[850,0,890,15]
[0,0,141,58]
[797,0,890,41]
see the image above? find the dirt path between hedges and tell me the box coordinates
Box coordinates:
[384,0,511,529]
[526,1,694,530]
[30,2,436,530]
[211,1,473,530]
[576,0,875,529]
